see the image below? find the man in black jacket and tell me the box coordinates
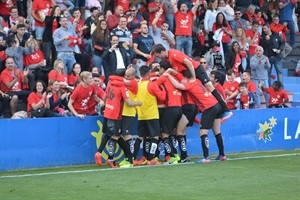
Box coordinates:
[102,35,130,82]
[260,23,285,85]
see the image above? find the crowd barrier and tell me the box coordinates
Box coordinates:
[0,108,299,171]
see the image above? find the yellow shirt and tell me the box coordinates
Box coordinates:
[122,89,137,117]
[136,80,159,120]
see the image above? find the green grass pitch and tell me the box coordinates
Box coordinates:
[0,150,299,200]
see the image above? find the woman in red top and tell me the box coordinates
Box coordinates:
[48,59,69,88]
[68,63,81,86]
[212,12,232,56]
[27,80,53,117]
[24,39,48,85]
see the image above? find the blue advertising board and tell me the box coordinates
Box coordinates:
[0,108,299,171]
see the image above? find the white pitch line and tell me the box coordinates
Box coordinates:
[0,153,299,179]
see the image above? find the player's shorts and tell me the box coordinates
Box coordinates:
[161,106,182,134]
[158,107,165,130]
[106,119,122,136]
[195,65,210,85]
[182,104,198,127]
[137,119,160,138]
[121,116,135,135]
[201,103,222,130]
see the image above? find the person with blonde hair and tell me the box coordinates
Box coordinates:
[48,59,69,88]
[68,71,104,119]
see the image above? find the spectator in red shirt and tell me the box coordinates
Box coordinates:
[0,57,30,115]
[212,12,232,56]
[235,82,256,109]
[148,0,166,28]
[260,80,289,108]
[68,71,104,119]
[24,39,48,89]
[68,63,81,86]
[223,69,240,110]
[48,59,69,88]
[171,0,201,57]
[27,80,53,117]
[0,0,16,21]
[164,69,227,163]
[107,5,124,31]
[31,0,53,46]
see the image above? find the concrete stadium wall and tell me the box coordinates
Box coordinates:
[0,108,299,172]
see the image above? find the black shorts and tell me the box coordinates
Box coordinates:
[106,119,122,137]
[137,119,160,138]
[161,106,182,134]
[182,104,198,127]
[201,103,222,130]
[195,65,210,85]
[122,116,135,135]
[158,107,165,129]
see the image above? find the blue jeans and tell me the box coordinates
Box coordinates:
[165,14,174,32]
[74,0,86,8]
[176,36,193,57]
[92,54,106,75]
[253,79,269,108]
[280,20,295,45]
[57,53,77,74]
[269,56,283,85]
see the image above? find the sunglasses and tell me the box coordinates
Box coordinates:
[129,9,136,12]
[200,62,207,64]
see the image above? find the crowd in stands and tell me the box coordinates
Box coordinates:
[0,0,298,167]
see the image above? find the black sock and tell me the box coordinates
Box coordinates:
[126,138,134,163]
[133,138,142,159]
[201,134,209,158]
[97,134,110,153]
[177,135,188,159]
[215,133,225,156]
[155,139,162,158]
[117,137,131,159]
[163,137,174,157]
[108,138,117,160]
[169,135,178,154]
[147,138,158,161]
[143,138,151,157]
[211,89,229,112]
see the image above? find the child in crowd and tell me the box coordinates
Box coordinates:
[260,81,289,108]
[235,82,256,110]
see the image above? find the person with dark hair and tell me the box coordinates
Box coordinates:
[53,15,79,74]
[235,81,256,110]
[223,69,240,110]
[27,80,54,118]
[68,63,81,86]
[260,80,289,108]
[260,23,285,85]
[230,8,249,30]
[245,20,260,64]
[133,65,166,165]
[127,3,146,39]
[0,57,30,116]
[225,41,245,81]
[210,70,226,99]
[212,12,232,56]
[155,60,183,164]
[163,68,227,163]
[152,43,233,123]
[102,35,130,81]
